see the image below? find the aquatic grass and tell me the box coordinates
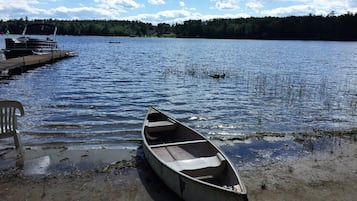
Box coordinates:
[162,63,357,134]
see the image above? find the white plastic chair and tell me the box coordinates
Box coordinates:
[0,100,25,150]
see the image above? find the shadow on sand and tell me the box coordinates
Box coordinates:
[136,146,183,201]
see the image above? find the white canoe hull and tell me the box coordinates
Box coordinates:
[142,107,248,201]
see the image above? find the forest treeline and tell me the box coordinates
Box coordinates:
[1,13,357,41]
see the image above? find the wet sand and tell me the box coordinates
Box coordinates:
[241,137,357,201]
[1,134,356,201]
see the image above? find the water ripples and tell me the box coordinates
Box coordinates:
[1,37,357,147]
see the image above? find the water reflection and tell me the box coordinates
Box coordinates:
[24,155,51,175]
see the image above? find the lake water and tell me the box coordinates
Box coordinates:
[1,36,357,149]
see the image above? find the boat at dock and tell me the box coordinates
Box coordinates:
[3,24,58,59]
[142,107,248,201]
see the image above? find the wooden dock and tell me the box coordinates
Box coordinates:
[0,50,76,77]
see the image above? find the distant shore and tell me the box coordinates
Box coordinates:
[1,131,356,201]
[2,14,357,41]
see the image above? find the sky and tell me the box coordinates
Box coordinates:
[1,0,357,24]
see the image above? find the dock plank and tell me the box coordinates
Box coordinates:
[0,50,75,77]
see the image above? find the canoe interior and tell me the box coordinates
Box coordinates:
[145,109,204,145]
[144,108,242,192]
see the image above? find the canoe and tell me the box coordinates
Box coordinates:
[142,107,248,201]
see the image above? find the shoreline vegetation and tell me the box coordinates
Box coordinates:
[1,13,357,41]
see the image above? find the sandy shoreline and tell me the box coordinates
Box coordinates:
[241,138,357,201]
[1,134,356,201]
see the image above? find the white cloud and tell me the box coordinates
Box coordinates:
[261,5,314,16]
[201,13,250,20]
[52,6,113,19]
[122,9,193,24]
[94,0,142,9]
[54,0,144,19]
[246,1,263,12]
[212,0,240,10]
[0,1,36,12]
[0,0,144,20]
[310,0,351,14]
[148,0,166,5]
[1,0,356,23]
[0,0,46,19]
[121,9,250,24]
[260,0,355,16]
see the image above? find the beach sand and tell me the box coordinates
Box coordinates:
[1,134,356,201]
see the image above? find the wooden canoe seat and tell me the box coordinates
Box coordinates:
[149,139,207,148]
[167,153,226,172]
[145,119,177,133]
